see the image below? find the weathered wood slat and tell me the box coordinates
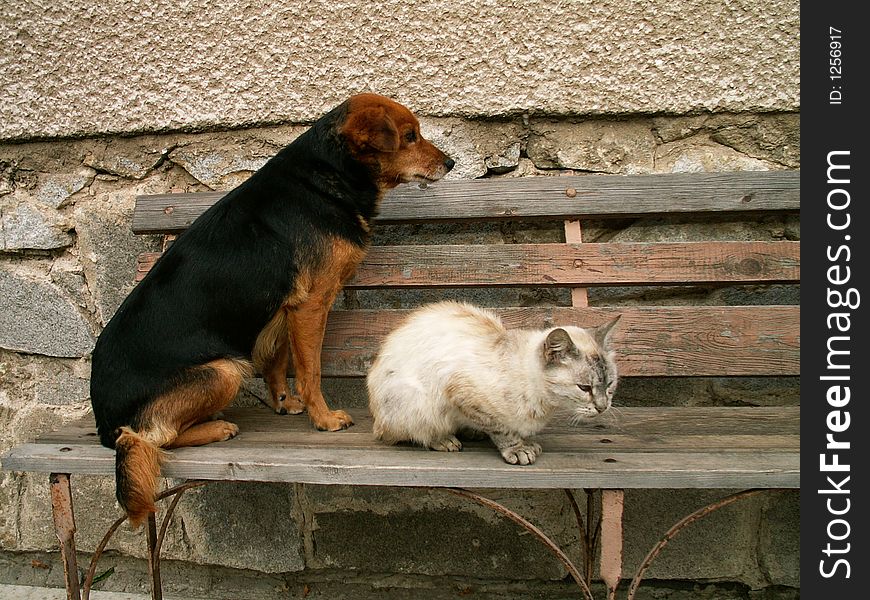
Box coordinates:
[34,406,800,442]
[80,304,796,377]
[132,171,801,233]
[0,442,800,488]
[30,426,799,454]
[319,306,799,377]
[33,425,798,455]
[0,408,799,489]
[136,241,800,286]
[346,242,800,288]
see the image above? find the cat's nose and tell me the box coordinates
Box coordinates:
[594,402,609,413]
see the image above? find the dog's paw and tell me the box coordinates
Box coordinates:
[313,410,354,431]
[500,441,542,466]
[215,420,240,441]
[430,435,463,452]
[272,393,305,416]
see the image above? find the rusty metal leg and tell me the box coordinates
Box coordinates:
[599,489,624,600]
[145,512,163,600]
[50,473,81,600]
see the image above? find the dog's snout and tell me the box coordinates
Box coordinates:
[443,157,455,172]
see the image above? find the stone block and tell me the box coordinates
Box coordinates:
[652,114,800,167]
[621,489,766,587]
[34,367,89,407]
[11,472,307,575]
[305,485,576,581]
[418,118,524,181]
[485,141,521,174]
[0,267,94,357]
[527,119,656,174]
[82,137,173,180]
[174,481,305,573]
[656,136,776,173]
[757,491,799,587]
[73,188,163,325]
[33,168,96,208]
[168,128,304,190]
[1,199,73,251]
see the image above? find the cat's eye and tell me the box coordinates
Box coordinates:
[577,384,592,393]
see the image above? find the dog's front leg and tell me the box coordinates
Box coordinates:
[287,296,353,431]
[261,326,305,415]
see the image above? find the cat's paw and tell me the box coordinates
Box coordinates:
[430,435,463,452]
[500,441,542,466]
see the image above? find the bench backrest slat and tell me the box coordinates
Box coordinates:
[319,306,799,377]
[132,171,800,233]
[130,171,800,380]
[137,241,800,286]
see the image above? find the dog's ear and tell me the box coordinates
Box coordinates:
[341,106,400,153]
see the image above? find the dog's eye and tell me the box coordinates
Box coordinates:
[404,130,417,144]
[577,384,592,394]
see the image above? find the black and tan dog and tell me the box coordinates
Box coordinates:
[90,93,454,526]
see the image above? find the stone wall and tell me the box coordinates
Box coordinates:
[1,112,799,597]
[1,1,799,596]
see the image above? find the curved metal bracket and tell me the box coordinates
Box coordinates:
[625,488,770,600]
[444,487,783,600]
[446,487,595,600]
[82,480,209,600]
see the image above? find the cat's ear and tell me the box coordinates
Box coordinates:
[544,328,577,364]
[591,315,621,349]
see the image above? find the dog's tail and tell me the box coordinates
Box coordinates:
[114,427,166,527]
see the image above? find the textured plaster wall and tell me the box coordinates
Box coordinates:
[2,0,800,140]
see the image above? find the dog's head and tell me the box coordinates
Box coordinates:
[340,93,454,190]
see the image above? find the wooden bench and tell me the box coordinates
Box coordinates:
[2,170,800,600]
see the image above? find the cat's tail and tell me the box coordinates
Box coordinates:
[114,426,167,527]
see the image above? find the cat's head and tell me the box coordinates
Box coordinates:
[541,316,620,420]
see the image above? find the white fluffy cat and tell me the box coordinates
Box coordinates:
[367,301,620,465]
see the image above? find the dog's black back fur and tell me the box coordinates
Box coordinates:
[90,101,379,448]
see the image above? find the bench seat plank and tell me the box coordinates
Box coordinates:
[2,407,799,489]
[32,406,799,441]
[132,171,801,233]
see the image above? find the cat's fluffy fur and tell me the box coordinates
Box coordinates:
[367,301,620,465]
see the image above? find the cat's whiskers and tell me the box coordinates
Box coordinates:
[600,405,626,430]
